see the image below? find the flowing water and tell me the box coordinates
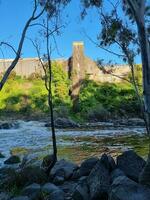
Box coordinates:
[0,120,149,167]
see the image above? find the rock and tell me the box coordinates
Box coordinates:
[0,192,11,200]
[48,191,64,200]
[0,166,47,189]
[71,169,81,180]
[0,122,13,129]
[127,118,145,126]
[50,159,78,183]
[11,196,30,200]
[0,122,18,129]
[59,180,78,199]
[53,175,65,185]
[72,178,89,200]
[117,150,146,182]
[110,175,150,200]
[99,153,116,172]
[0,152,5,158]
[20,154,42,168]
[87,154,110,200]
[45,122,51,127]
[41,183,64,200]
[139,155,150,188]
[4,155,20,165]
[42,182,60,193]
[21,183,41,200]
[114,118,145,126]
[54,118,78,128]
[108,155,116,171]
[111,168,125,183]
[79,157,99,176]
[17,166,48,186]
[41,154,55,172]
[0,167,17,189]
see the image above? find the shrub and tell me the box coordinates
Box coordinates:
[87,104,110,121]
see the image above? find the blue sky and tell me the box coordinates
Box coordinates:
[0,0,141,64]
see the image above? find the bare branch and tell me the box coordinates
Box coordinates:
[27,37,49,91]
[83,30,125,57]
[0,42,17,55]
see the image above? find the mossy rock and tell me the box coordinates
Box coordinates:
[0,152,5,158]
[4,155,20,164]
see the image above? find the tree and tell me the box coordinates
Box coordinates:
[81,0,150,186]
[124,0,150,187]
[0,0,70,173]
[0,0,45,90]
[121,0,150,128]
[30,0,71,173]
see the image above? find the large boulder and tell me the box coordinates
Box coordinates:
[54,118,78,128]
[79,157,99,176]
[139,155,150,188]
[21,183,41,200]
[0,166,47,188]
[117,150,146,182]
[41,183,64,200]
[72,177,89,200]
[59,180,78,199]
[16,166,48,186]
[0,122,13,129]
[0,167,17,189]
[41,154,55,169]
[0,121,18,129]
[110,175,150,200]
[87,154,110,200]
[111,168,125,183]
[50,159,78,184]
[4,155,20,165]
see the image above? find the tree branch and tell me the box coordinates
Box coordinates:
[0,42,17,55]
[0,3,45,91]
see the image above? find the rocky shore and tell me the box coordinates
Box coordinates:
[0,117,146,130]
[0,150,150,200]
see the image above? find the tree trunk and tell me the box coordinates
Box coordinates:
[137,21,150,135]
[137,14,150,188]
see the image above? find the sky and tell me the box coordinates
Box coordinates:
[0,0,141,64]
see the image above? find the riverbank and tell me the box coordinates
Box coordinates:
[0,119,149,169]
[0,115,146,129]
[0,150,150,200]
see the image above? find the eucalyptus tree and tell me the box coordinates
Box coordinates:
[81,0,150,187]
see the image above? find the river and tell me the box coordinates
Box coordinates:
[0,120,149,167]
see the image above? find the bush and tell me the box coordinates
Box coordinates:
[87,104,110,121]
[78,79,141,119]
[28,72,42,80]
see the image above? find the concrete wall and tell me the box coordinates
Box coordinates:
[0,58,42,77]
[0,43,131,100]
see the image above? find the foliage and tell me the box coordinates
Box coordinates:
[127,64,142,87]
[78,79,140,120]
[0,62,71,116]
[0,62,141,120]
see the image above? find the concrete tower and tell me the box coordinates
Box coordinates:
[70,42,85,101]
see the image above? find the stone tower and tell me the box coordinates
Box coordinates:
[70,42,85,101]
